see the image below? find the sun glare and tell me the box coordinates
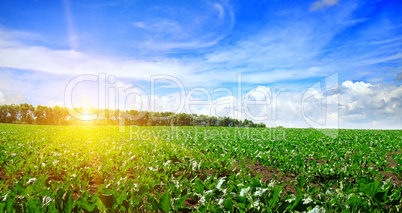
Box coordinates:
[81,114,93,121]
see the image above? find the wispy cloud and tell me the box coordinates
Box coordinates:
[131,2,234,51]
[310,0,339,11]
[1,4,400,88]
[0,28,328,87]
[212,3,225,19]
[0,27,45,47]
[132,22,148,29]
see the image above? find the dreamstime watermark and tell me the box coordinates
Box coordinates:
[63,72,340,138]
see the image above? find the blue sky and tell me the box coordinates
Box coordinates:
[0,0,401,129]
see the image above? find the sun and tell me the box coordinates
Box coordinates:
[79,109,97,121]
[81,114,94,121]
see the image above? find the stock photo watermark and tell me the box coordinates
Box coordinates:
[63,72,340,138]
[129,125,286,142]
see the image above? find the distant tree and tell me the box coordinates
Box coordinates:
[208,116,218,126]
[195,114,208,126]
[26,104,35,124]
[34,105,46,124]
[0,103,268,128]
[19,103,29,123]
[45,106,56,125]
[0,105,7,123]
[7,104,19,123]
[53,105,64,125]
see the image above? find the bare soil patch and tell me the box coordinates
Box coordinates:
[243,159,298,194]
[381,171,402,187]
[183,196,199,208]
[386,150,400,169]
[305,157,328,165]
[0,167,9,181]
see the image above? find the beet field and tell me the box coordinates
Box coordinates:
[1,124,402,212]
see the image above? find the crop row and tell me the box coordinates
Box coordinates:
[0,124,402,212]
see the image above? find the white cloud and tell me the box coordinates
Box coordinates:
[1,70,401,129]
[340,81,402,121]
[341,80,375,96]
[0,0,395,88]
[0,36,194,82]
[163,81,402,129]
[0,27,44,44]
[0,91,4,103]
[0,90,24,105]
[0,30,334,87]
[310,0,339,11]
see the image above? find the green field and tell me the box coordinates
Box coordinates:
[1,124,402,212]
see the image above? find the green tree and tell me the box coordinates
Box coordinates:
[0,105,7,123]
[34,105,46,124]
[7,104,19,123]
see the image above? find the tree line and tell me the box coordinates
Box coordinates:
[0,103,266,127]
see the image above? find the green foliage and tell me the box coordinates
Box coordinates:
[0,103,266,127]
[0,124,401,212]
